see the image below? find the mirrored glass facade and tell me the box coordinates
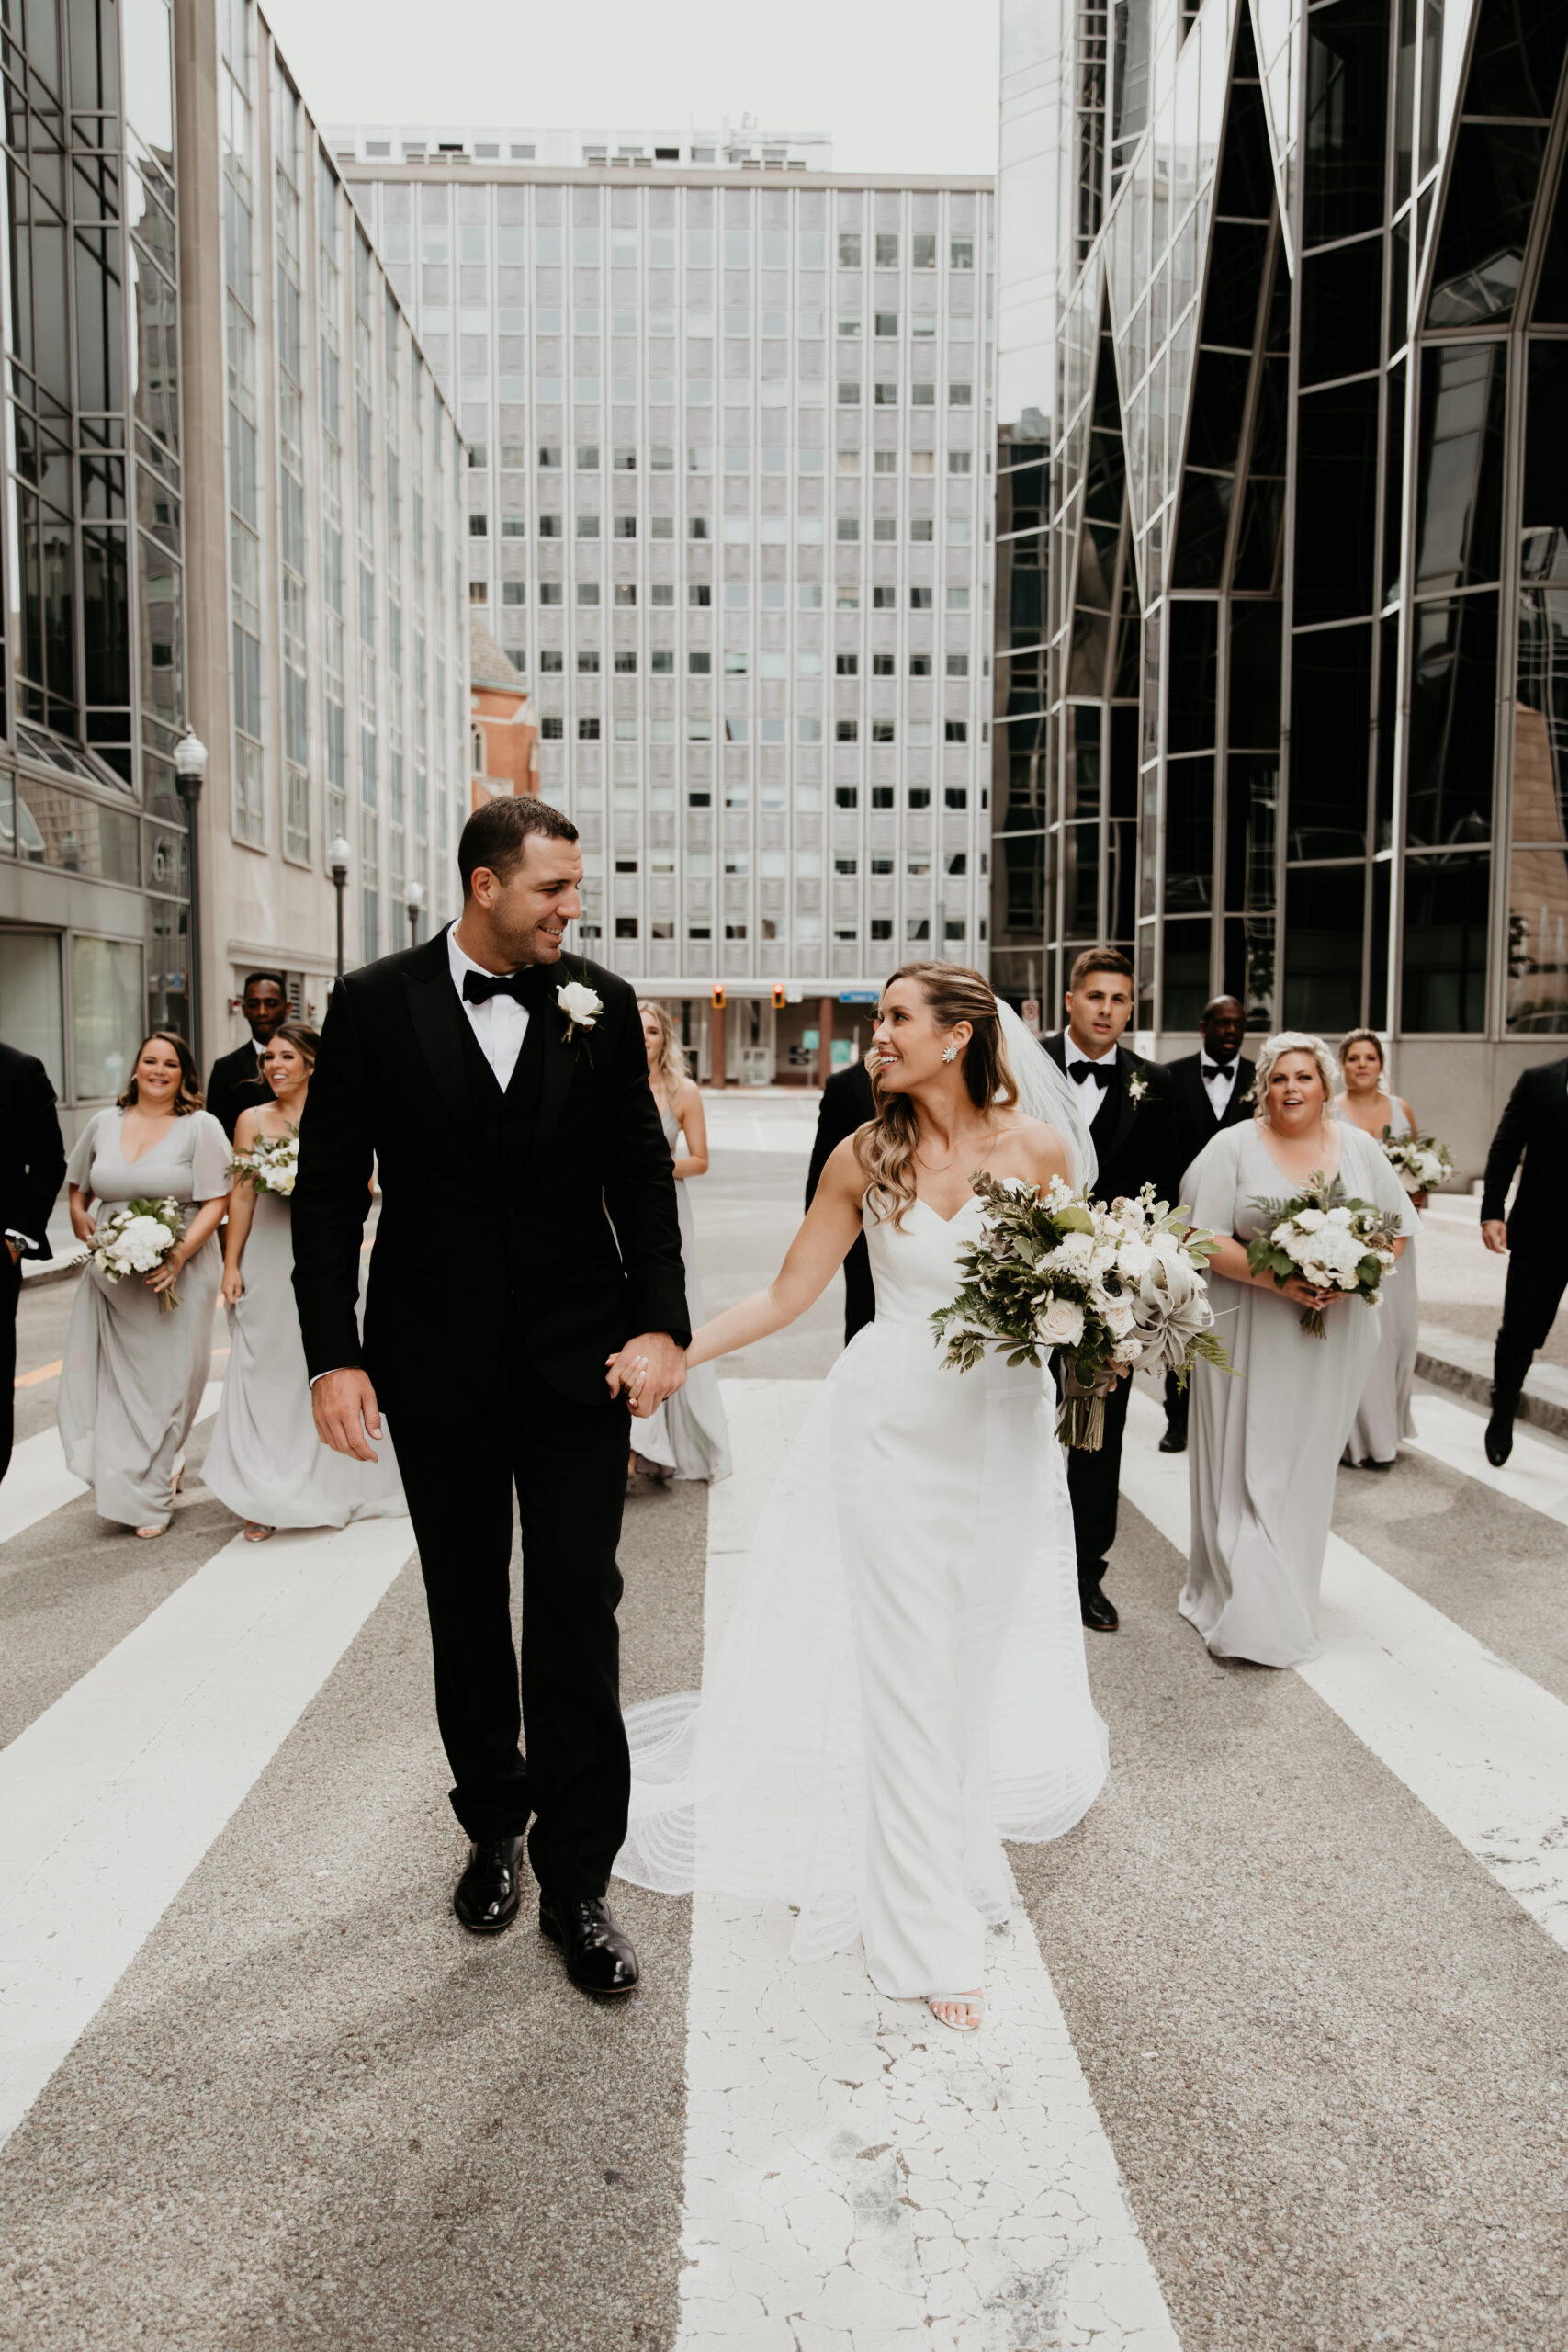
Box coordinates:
[993,0,1568,1128]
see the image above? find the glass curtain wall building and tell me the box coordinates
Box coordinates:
[335,134,995,1078]
[178,0,467,1068]
[993,0,1568,1163]
[0,0,193,1129]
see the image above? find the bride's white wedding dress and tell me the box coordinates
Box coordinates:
[614,1189,1108,2000]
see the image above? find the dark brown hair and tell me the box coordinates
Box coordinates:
[457,794,579,895]
[263,1021,321,1074]
[862,962,1018,1230]
[1337,1025,1385,1070]
[118,1029,204,1114]
[1066,945,1134,991]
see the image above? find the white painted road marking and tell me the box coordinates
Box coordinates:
[674,1380,1181,2351]
[0,1380,223,1555]
[1407,1389,1568,1528]
[1122,1387,1568,1957]
[0,1513,414,2148]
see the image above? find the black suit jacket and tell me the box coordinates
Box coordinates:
[206,1040,271,1140]
[1164,1051,1258,1196]
[1480,1057,1568,1258]
[290,931,691,1423]
[1042,1032,1177,1206]
[806,1061,877,1341]
[0,1043,66,1258]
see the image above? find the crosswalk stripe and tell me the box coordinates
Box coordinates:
[673,1380,1181,2351]
[1406,1389,1568,1528]
[0,1381,224,1555]
[0,1510,414,2149]
[1121,1387,1568,1957]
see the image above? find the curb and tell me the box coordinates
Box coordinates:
[1415,1346,1568,1442]
[20,1249,88,1291]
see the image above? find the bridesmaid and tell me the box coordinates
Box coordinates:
[60,1031,231,1538]
[627,1001,731,1486]
[205,1022,405,1539]
[1337,1028,1423,1471]
[1179,1033,1409,1668]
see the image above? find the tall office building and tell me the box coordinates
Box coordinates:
[993,0,1568,1161]
[333,129,995,1078]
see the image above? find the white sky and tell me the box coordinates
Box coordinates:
[258,0,1001,178]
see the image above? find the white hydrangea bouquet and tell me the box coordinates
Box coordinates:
[1245,1173,1404,1338]
[229,1128,299,1198]
[1381,1127,1453,1201]
[92,1196,186,1313]
[931,1172,1232,1450]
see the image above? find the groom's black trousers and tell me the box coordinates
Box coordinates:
[1064,1370,1134,1585]
[390,1368,633,1897]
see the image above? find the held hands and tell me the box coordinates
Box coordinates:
[1482,1218,1508,1255]
[604,1331,688,1418]
[312,1367,384,1462]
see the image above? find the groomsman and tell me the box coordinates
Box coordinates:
[1158,994,1256,1453]
[206,971,287,1138]
[806,1058,876,1342]
[1479,1052,1568,1464]
[1043,949,1176,1632]
[0,1040,67,1485]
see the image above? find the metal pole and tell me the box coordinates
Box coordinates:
[334,876,345,979]
[173,730,209,1069]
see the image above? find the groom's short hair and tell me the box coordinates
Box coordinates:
[458,795,580,896]
[1067,945,1134,991]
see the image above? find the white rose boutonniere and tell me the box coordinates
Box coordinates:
[557,976,604,1044]
[1128,1071,1147,1103]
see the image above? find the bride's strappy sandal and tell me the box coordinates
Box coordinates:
[927,1991,984,2033]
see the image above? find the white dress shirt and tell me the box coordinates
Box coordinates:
[1201,1055,1239,1120]
[447,922,530,1091]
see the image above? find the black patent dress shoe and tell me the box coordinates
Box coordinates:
[539,1891,641,1995]
[1080,1583,1120,1633]
[1484,1408,1515,1469]
[454,1835,525,1933]
[1158,1428,1187,1454]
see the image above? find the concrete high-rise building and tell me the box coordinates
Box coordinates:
[333,129,995,1080]
[992,0,1568,1165]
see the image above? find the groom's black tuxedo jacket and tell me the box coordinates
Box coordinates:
[1163,1051,1257,1195]
[1041,1030,1176,1207]
[1480,1056,1568,1259]
[291,930,690,1424]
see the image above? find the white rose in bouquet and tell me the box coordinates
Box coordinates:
[1292,1207,1326,1233]
[1038,1296,1086,1348]
[1102,1294,1137,1339]
[113,1215,173,1271]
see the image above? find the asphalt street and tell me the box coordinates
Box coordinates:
[2,1096,1566,2350]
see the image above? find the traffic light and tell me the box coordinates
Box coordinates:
[710,984,727,1011]
[771,983,787,1011]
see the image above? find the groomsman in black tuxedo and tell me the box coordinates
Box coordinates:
[294,796,690,1996]
[0,1040,67,1484]
[206,971,288,1138]
[806,1058,877,1342]
[1158,994,1256,1453]
[1479,1053,1568,1464]
[1043,948,1176,1632]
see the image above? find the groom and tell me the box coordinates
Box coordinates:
[1043,948,1175,1633]
[293,796,690,1996]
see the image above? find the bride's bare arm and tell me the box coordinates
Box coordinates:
[683,1134,867,1370]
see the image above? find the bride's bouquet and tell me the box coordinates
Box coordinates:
[228,1128,299,1198]
[1245,1172,1403,1338]
[931,1172,1232,1450]
[1381,1127,1453,1201]
[91,1196,186,1313]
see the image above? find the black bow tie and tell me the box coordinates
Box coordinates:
[1070,1059,1112,1089]
[1201,1058,1235,1080]
[462,966,547,1008]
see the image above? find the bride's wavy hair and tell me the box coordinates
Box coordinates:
[861,962,1018,1230]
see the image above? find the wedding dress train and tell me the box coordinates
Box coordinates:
[614,1192,1108,1999]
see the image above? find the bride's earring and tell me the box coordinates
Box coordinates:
[942,1044,959,1063]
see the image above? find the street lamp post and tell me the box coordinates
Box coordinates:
[329,833,351,980]
[405,876,425,946]
[173,730,208,1067]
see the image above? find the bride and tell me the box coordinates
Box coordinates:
[608,962,1108,2031]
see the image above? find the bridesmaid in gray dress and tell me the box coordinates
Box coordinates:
[628,1001,731,1485]
[1337,1028,1423,1470]
[205,1023,406,1540]
[61,1031,231,1538]
[1179,1034,1409,1668]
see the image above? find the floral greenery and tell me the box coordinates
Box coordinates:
[1380,1127,1454,1198]
[931,1171,1233,1449]
[91,1195,186,1313]
[228,1128,299,1198]
[1245,1170,1404,1338]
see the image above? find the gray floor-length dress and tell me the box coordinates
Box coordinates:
[1342,1100,1419,1466]
[59,1108,231,1530]
[204,1186,407,1529]
[633,1104,732,1483]
[1179,1120,1409,1668]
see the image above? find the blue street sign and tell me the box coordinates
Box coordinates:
[839,989,880,1003]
